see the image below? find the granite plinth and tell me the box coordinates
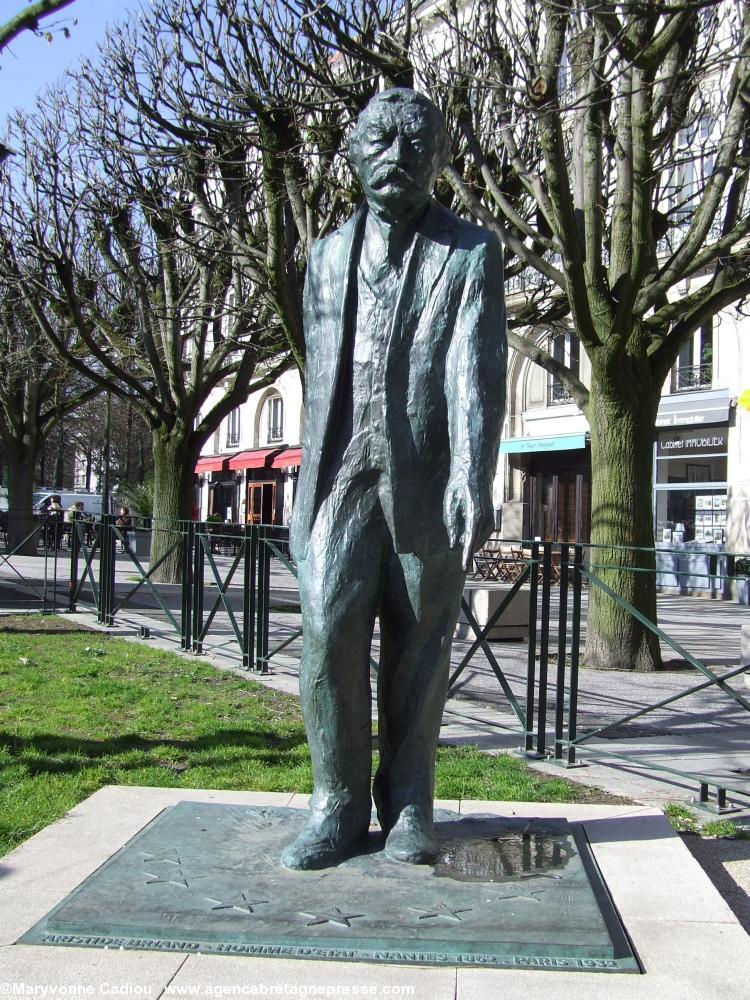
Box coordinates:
[19,802,638,972]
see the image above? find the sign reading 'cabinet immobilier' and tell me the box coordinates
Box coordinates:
[656,426,728,456]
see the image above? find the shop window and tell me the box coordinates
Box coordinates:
[267,394,284,443]
[655,424,727,545]
[547,331,579,406]
[671,320,713,393]
[226,408,241,448]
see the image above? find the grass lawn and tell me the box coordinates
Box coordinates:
[0,615,606,857]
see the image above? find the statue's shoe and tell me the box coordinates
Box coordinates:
[384,808,440,865]
[281,826,365,871]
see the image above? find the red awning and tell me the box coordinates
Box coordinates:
[227,448,283,470]
[271,447,303,469]
[195,455,229,473]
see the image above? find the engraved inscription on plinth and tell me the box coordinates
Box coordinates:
[19,803,641,972]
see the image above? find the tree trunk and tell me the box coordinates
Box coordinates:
[148,427,197,584]
[583,371,664,671]
[6,446,39,555]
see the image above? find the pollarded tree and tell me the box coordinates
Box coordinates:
[2,0,389,579]
[294,0,750,670]
[118,0,387,373]
[1,53,289,580]
[427,0,750,670]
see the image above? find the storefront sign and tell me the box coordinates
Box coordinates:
[500,433,587,454]
[655,389,730,427]
[656,426,728,457]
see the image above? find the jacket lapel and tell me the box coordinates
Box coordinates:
[390,202,457,347]
[309,204,366,515]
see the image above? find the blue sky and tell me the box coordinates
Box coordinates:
[0,0,140,121]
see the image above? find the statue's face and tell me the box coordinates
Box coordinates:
[351,97,444,218]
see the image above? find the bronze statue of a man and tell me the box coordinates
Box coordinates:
[283,89,507,870]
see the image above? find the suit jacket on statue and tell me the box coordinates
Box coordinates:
[290,199,507,563]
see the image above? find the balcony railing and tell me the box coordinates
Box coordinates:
[547,382,574,406]
[671,363,712,393]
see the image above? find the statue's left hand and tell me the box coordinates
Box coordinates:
[443,478,494,572]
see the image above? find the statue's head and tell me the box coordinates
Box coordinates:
[349,89,450,220]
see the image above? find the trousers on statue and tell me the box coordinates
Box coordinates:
[295,466,465,840]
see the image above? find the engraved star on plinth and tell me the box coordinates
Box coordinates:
[300,907,365,928]
[140,850,182,865]
[143,869,190,888]
[494,888,546,904]
[205,892,269,915]
[142,851,189,888]
[410,901,472,922]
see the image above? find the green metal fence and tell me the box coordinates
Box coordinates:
[1,513,749,808]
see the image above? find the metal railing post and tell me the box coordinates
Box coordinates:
[567,545,584,765]
[536,542,553,756]
[181,521,194,651]
[554,544,570,759]
[255,526,271,673]
[192,524,205,655]
[69,520,81,612]
[525,540,540,752]
[51,520,61,611]
[242,524,257,671]
[106,515,117,626]
[97,517,107,623]
[41,519,51,612]
[98,515,116,625]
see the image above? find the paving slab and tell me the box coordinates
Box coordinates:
[0,787,748,998]
[0,945,186,998]
[167,954,456,1000]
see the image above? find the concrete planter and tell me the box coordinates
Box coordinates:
[455,581,529,642]
[134,528,151,558]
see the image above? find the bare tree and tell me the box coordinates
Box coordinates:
[1,0,399,578]
[284,0,750,670]
[0,40,289,579]
[117,0,388,374]
[435,1,750,669]
[67,394,154,494]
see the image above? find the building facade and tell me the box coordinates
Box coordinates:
[500,299,750,555]
[195,368,303,525]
